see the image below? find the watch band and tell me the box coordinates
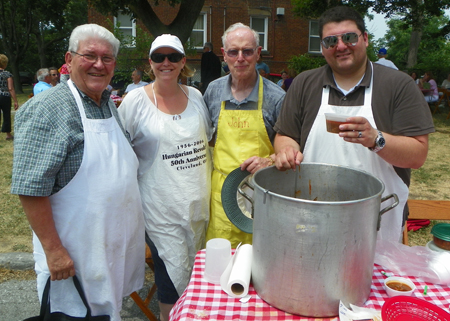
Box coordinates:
[369,130,385,153]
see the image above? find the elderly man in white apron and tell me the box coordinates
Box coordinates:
[11,24,145,320]
[273,6,434,243]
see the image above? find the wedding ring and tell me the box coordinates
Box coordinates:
[358,131,362,138]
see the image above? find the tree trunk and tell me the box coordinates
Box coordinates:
[407,29,422,69]
[130,0,205,43]
[406,0,424,69]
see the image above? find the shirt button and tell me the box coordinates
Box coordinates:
[343,97,347,101]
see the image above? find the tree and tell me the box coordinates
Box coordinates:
[90,0,205,43]
[0,0,33,93]
[291,0,450,68]
[0,0,88,93]
[30,0,88,68]
[378,14,450,79]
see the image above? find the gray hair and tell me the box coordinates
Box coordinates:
[222,23,259,48]
[36,68,49,82]
[134,69,143,77]
[204,42,213,51]
[68,24,120,57]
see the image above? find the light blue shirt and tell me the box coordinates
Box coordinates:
[33,81,52,96]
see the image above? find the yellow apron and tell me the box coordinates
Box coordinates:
[206,76,274,248]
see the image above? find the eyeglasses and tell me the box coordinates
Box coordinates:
[51,74,58,76]
[224,48,257,58]
[71,51,115,65]
[321,32,362,49]
[150,52,184,63]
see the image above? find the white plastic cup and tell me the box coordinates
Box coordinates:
[324,113,350,133]
[204,238,231,284]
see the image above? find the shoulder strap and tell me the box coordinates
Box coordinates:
[39,275,94,317]
[72,275,94,317]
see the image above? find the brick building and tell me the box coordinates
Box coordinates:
[88,0,320,82]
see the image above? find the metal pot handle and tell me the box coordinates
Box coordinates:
[237,178,255,218]
[376,193,399,231]
[220,167,255,234]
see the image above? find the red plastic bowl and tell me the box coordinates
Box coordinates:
[382,296,450,321]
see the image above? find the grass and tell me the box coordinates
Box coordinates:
[0,87,449,253]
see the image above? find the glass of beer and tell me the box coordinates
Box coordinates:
[325,113,349,134]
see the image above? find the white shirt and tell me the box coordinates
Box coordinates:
[125,80,149,93]
[375,57,398,70]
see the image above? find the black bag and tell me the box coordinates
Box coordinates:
[24,275,110,321]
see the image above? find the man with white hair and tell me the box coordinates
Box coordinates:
[11,24,145,320]
[33,68,52,95]
[203,23,285,248]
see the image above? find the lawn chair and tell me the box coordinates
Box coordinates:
[130,244,158,321]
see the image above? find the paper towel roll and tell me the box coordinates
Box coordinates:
[220,244,253,298]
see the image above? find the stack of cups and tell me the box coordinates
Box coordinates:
[204,238,231,284]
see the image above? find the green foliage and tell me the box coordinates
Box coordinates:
[110,20,154,84]
[380,14,450,80]
[291,0,371,20]
[288,54,327,74]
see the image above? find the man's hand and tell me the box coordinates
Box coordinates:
[273,134,303,170]
[337,116,378,148]
[240,156,274,174]
[337,116,429,169]
[19,195,75,280]
[45,245,75,281]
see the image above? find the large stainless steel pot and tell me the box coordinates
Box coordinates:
[230,163,398,317]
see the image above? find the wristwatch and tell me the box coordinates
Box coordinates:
[369,130,385,153]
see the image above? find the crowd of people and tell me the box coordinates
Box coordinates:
[6,5,436,321]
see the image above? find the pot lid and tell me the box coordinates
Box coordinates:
[431,223,450,241]
[221,167,253,234]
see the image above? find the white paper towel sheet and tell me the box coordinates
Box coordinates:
[220,244,253,298]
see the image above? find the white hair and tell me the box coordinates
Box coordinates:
[68,24,120,57]
[222,23,259,48]
[36,68,49,82]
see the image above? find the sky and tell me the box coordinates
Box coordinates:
[365,10,388,41]
[365,9,450,41]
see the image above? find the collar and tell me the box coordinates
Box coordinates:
[220,72,261,104]
[67,81,111,106]
[323,60,372,92]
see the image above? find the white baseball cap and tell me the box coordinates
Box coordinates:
[149,34,185,56]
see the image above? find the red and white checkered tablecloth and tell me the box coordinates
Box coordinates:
[170,249,450,321]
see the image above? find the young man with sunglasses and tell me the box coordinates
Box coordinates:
[273,6,434,243]
[203,23,285,248]
[49,67,60,86]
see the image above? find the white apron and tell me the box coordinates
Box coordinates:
[139,87,211,296]
[33,80,145,320]
[302,63,409,242]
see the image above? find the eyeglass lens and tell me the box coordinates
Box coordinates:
[151,53,184,63]
[226,48,255,57]
[72,51,115,65]
[322,32,360,49]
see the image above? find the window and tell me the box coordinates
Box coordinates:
[114,11,136,47]
[309,20,321,53]
[250,17,268,50]
[190,13,207,49]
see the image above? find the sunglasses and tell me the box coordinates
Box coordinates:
[224,48,257,58]
[321,32,362,49]
[150,52,184,63]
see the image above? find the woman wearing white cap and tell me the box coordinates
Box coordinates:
[118,34,213,320]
